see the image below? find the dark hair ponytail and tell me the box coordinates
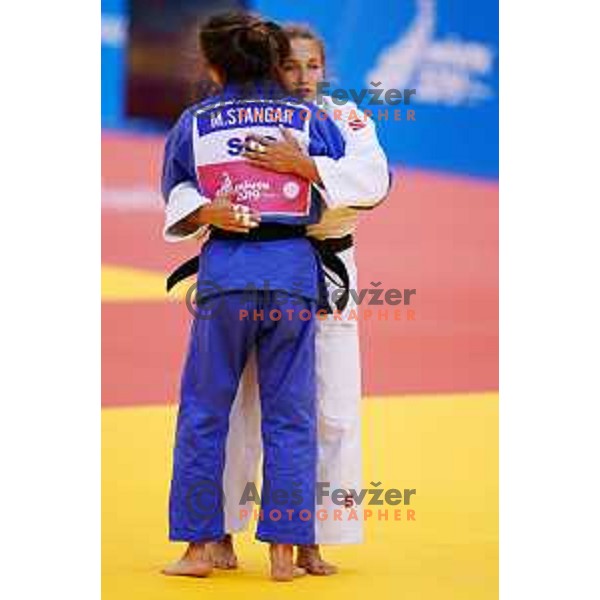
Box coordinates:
[200,12,290,84]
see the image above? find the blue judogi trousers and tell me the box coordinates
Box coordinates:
[169,291,317,544]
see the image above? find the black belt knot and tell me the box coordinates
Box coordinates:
[166,226,354,315]
[309,235,353,313]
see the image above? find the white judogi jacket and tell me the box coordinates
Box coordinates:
[308,96,389,239]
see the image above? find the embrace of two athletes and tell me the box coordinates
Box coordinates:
[160,10,389,582]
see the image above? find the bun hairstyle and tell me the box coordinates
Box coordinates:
[200,12,291,84]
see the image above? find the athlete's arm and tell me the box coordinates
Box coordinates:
[161,110,259,242]
[311,98,390,209]
[172,189,260,236]
[243,99,390,209]
[243,127,323,185]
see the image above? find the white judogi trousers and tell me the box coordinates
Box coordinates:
[222,245,363,544]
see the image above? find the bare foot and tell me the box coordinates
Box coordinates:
[269,544,299,582]
[296,544,338,576]
[206,534,238,569]
[162,542,213,578]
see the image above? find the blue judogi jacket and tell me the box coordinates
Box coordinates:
[161,83,346,301]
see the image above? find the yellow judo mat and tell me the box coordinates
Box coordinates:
[102,392,498,599]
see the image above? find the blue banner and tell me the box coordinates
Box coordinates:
[101,0,127,127]
[253,0,498,178]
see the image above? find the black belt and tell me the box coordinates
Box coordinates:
[166,226,354,313]
[309,234,353,312]
[166,257,200,293]
[211,223,307,242]
[166,224,306,293]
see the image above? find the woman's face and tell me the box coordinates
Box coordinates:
[280,38,324,102]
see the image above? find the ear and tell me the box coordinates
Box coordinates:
[207,65,225,87]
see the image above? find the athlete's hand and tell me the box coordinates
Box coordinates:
[243,126,322,184]
[197,191,261,233]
